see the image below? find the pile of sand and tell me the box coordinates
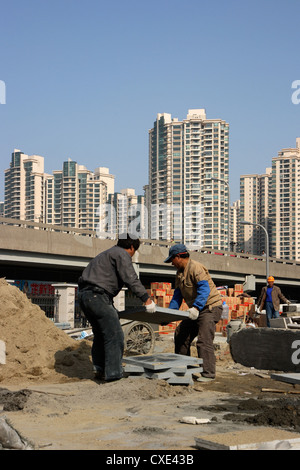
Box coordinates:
[0,278,93,385]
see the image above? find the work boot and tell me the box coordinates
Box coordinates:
[93,366,104,380]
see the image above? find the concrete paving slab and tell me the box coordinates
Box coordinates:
[151,366,203,380]
[123,363,188,375]
[123,353,203,370]
[271,372,300,385]
[195,428,300,450]
[167,376,194,386]
[124,366,203,380]
[118,306,190,324]
[122,364,146,373]
[144,369,188,380]
[123,353,203,384]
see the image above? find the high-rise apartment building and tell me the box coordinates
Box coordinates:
[239,168,271,255]
[103,188,146,239]
[4,151,115,231]
[239,138,300,261]
[5,150,45,222]
[270,138,300,260]
[148,109,229,249]
[45,161,112,229]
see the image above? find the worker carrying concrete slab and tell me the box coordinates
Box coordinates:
[257,276,290,328]
[78,233,156,382]
[164,244,222,382]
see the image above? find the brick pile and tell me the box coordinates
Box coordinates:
[148,282,255,336]
[147,282,188,334]
[216,284,256,335]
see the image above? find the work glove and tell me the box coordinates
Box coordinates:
[188,307,199,320]
[145,300,156,313]
[287,300,291,305]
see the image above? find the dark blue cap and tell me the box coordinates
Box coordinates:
[164,244,189,263]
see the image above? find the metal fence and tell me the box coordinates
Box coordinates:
[26,291,89,328]
[27,293,60,322]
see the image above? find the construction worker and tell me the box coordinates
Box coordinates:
[257,276,290,327]
[164,244,223,382]
[78,233,156,382]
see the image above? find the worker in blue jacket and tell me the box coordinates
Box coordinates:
[165,244,222,382]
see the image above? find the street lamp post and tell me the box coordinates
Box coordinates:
[240,220,269,283]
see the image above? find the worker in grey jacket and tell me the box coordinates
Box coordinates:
[78,234,156,382]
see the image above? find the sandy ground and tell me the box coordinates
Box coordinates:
[1,279,300,452]
[2,334,300,451]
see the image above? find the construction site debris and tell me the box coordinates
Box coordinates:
[179,416,211,425]
[271,372,300,385]
[262,388,300,395]
[0,416,33,450]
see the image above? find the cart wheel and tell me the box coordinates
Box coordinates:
[123,321,155,356]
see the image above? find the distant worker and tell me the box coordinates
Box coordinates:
[164,244,223,382]
[257,276,290,327]
[78,233,156,382]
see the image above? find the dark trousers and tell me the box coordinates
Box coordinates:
[174,305,222,378]
[78,288,124,381]
[265,301,279,327]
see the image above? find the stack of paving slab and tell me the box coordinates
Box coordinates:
[123,353,203,385]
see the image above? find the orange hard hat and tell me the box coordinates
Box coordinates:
[267,276,275,282]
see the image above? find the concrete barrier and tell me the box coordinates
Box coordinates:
[230,328,300,372]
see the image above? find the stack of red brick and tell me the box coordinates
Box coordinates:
[147,282,255,336]
[147,282,188,334]
[216,284,255,335]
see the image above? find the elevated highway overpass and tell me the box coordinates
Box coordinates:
[0,217,300,299]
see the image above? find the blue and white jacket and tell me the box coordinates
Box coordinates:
[169,258,222,312]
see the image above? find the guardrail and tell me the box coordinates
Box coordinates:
[0,216,299,268]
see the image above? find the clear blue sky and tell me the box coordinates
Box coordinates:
[1,0,300,203]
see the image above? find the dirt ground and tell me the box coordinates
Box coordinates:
[1,278,300,451]
[2,336,300,451]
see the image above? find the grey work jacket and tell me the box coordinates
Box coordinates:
[79,245,149,302]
